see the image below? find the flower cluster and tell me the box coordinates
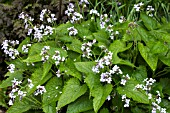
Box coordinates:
[27,78,34,89]
[100,65,123,83]
[152,102,166,113]
[8,78,26,105]
[99,14,110,29]
[135,78,156,93]
[89,9,100,16]
[34,85,46,96]
[40,9,57,23]
[119,16,126,23]
[52,50,66,66]
[120,74,130,86]
[134,2,144,12]
[56,70,61,78]
[146,5,154,17]
[22,44,31,53]
[40,46,50,62]
[19,10,54,42]
[81,39,96,58]
[19,12,34,29]
[65,3,83,23]
[67,26,78,36]
[7,64,15,73]
[32,25,53,41]
[1,40,19,59]
[92,51,113,73]
[79,0,89,7]
[122,94,130,107]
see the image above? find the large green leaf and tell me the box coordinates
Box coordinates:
[84,73,101,91]
[66,39,82,53]
[140,12,161,30]
[159,51,170,66]
[93,30,110,47]
[160,78,170,95]
[42,102,56,113]
[150,41,168,54]
[75,24,92,38]
[7,96,39,113]
[138,42,158,71]
[0,70,23,88]
[85,73,112,112]
[92,84,112,113]
[43,77,63,105]
[74,62,96,73]
[66,95,93,113]
[132,66,147,82]
[54,22,72,36]
[42,62,52,79]
[57,78,87,109]
[109,40,134,67]
[60,59,82,80]
[117,78,149,104]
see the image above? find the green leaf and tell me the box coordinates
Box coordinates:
[54,22,72,36]
[42,102,56,113]
[160,78,170,95]
[151,41,168,54]
[132,66,147,82]
[60,59,82,80]
[117,78,149,104]
[7,97,39,113]
[0,90,8,108]
[159,51,170,66]
[84,73,101,91]
[66,95,93,113]
[75,24,92,38]
[43,77,63,104]
[66,39,82,53]
[140,12,161,30]
[42,62,52,79]
[99,108,109,113]
[93,30,110,47]
[57,78,87,109]
[109,40,134,67]
[0,70,23,88]
[92,84,112,113]
[58,36,74,42]
[74,62,96,73]
[138,42,158,71]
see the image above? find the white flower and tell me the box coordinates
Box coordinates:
[148,93,152,99]
[89,9,100,16]
[34,85,46,96]
[8,99,14,105]
[106,95,111,101]
[122,94,126,100]
[120,79,126,85]
[67,26,78,36]
[8,64,15,73]
[56,70,61,77]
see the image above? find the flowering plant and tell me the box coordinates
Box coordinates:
[1,0,170,113]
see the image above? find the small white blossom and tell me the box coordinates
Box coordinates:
[89,9,100,16]
[34,85,46,96]
[67,26,78,36]
[8,64,15,73]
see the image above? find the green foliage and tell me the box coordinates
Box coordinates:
[1,0,170,113]
[66,95,93,113]
[57,78,87,109]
